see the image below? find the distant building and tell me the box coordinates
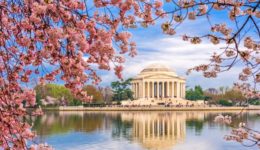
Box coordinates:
[99,86,113,103]
[206,88,218,95]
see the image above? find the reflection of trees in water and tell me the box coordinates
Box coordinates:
[186,111,260,134]
[203,112,256,128]
[32,112,105,136]
[110,114,133,140]
[186,119,204,134]
[31,111,260,148]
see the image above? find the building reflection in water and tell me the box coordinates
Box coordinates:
[121,112,189,150]
[32,111,258,149]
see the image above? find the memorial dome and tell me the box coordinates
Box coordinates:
[141,63,173,73]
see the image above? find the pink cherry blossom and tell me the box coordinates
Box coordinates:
[188,12,196,20]
[0,0,259,149]
[154,1,163,8]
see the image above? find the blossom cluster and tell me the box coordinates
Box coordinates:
[215,114,260,147]
[0,0,164,149]
[225,126,260,148]
[0,0,259,149]
[158,0,260,97]
[234,83,260,98]
[214,114,232,124]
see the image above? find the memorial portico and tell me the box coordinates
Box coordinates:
[131,64,186,100]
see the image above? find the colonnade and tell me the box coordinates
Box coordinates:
[132,80,185,100]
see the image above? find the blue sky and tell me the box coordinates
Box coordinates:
[97,16,242,90]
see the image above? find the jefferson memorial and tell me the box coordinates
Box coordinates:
[121,64,203,106]
[131,63,186,100]
[122,63,200,106]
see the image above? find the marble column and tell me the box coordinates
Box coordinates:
[169,82,171,98]
[156,81,159,99]
[132,83,135,98]
[139,82,141,98]
[180,83,182,98]
[147,82,150,99]
[135,83,137,99]
[136,83,138,99]
[142,82,145,98]
[183,83,186,98]
[177,82,180,99]
[152,82,154,98]
[176,82,180,98]
[172,81,175,98]
[182,83,185,98]
[134,83,136,99]
[181,83,183,98]
[162,81,164,98]
[171,82,174,98]
[167,81,170,98]
[137,83,139,99]
[131,83,134,98]
[173,82,176,98]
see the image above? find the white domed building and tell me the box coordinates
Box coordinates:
[132,63,186,100]
[122,63,200,106]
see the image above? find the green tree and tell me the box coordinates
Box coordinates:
[35,84,105,105]
[111,78,133,101]
[218,99,233,106]
[249,98,260,105]
[186,85,204,101]
[34,84,75,105]
[195,86,203,96]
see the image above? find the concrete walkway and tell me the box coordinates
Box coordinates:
[43,106,260,111]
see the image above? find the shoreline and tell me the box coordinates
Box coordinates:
[43,106,260,111]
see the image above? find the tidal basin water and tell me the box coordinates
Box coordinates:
[32,111,260,150]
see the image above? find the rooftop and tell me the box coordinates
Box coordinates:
[141,63,174,73]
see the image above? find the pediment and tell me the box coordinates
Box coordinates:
[143,74,178,79]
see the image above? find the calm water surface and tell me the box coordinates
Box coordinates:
[32,111,260,150]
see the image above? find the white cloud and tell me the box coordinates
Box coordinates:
[98,37,241,89]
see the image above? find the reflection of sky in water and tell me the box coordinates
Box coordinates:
[32,111,260,150]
